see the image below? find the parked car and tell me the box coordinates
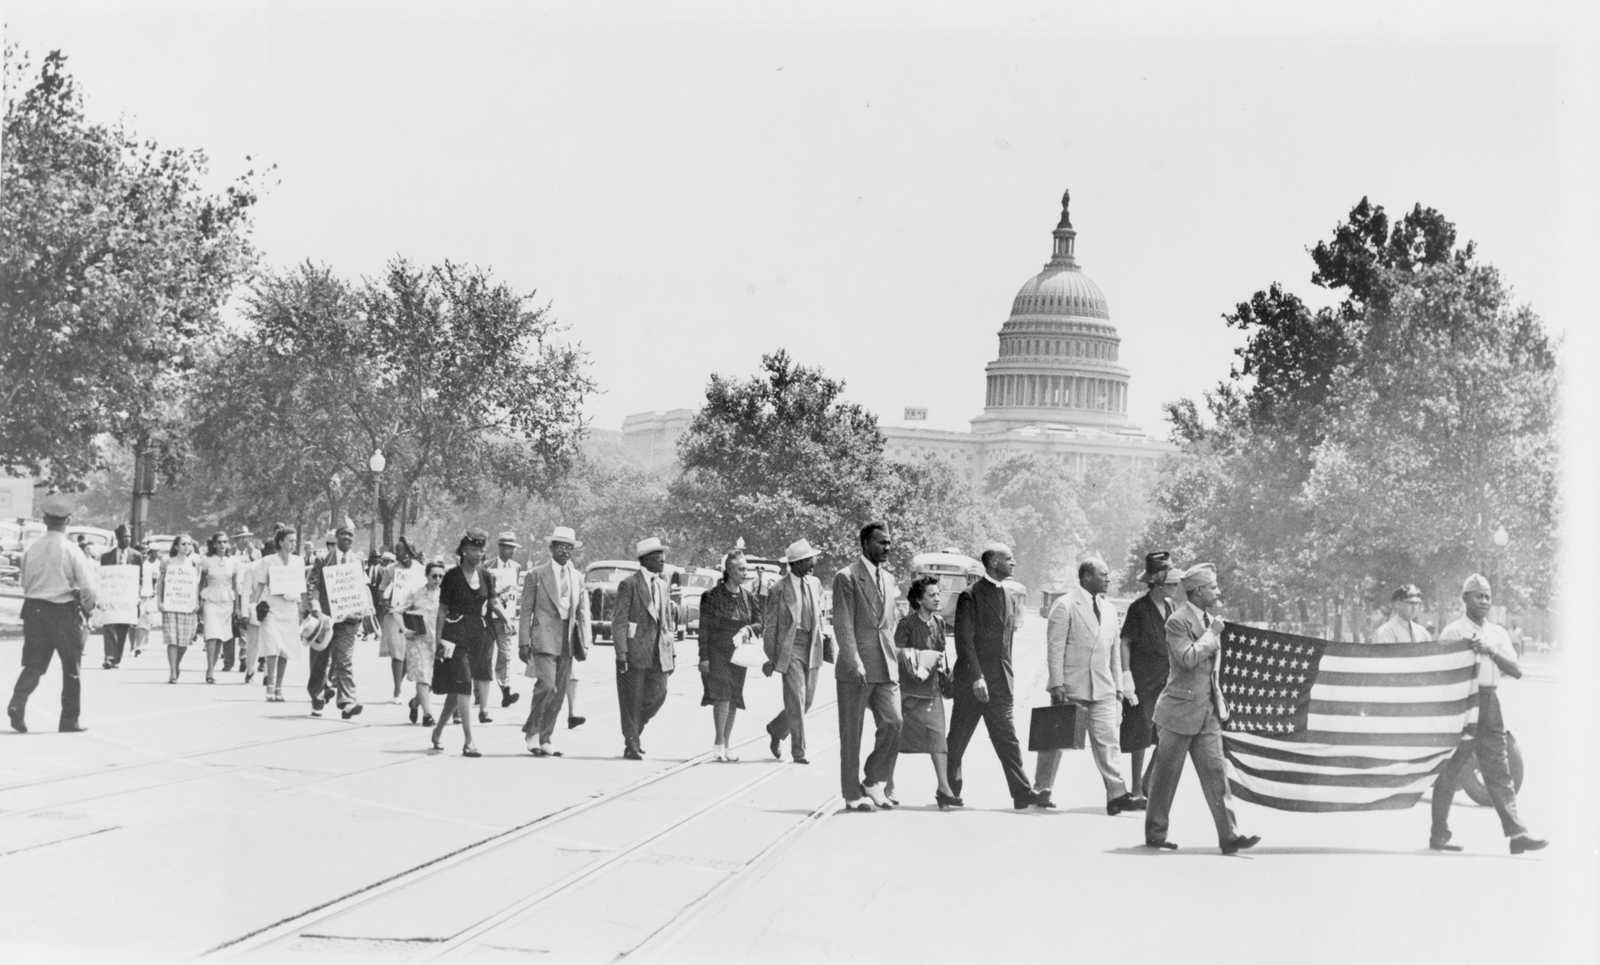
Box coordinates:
[67,525,116,560]
[585,560,686,644]
[143,533,176,557]
[0,519,45,572]
[909,549,981,629]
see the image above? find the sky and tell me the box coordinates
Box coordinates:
[5,0,1592,442]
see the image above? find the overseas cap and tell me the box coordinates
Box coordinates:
[1180,563,1218,591]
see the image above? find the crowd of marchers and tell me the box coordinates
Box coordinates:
[7,496,1545,856]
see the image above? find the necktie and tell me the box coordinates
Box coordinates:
[1093,596,1101,622]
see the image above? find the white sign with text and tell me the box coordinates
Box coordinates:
[323,562,375,622]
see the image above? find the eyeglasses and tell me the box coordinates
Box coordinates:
[428,574,444,582]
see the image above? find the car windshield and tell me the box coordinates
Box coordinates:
[685,572,717,591]
[585,566,635,587]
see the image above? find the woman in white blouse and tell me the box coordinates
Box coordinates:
[251,525,306,703]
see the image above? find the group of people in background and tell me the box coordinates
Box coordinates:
[7,499,1543,855]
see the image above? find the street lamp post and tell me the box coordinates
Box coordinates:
[1491,523,1509,624]
[368,450,387,554]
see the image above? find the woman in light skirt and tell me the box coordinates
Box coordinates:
[401,560,444,726]
[381,538,426,701]
[159,535,202,684]
[198,532,238,684]
[251,525,306,702]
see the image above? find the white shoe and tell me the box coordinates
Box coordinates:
[844,797,876,812]
[863,782,891,808]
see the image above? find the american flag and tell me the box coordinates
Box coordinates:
[1218,625,1478,812]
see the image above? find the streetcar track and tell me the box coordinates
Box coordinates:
[204,696,840,959]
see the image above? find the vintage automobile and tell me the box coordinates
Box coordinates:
[679,567,719,639]
[67,525,116,560]
[909,549,981,629]
[585,560,687,644]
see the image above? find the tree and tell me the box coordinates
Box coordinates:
[983,453,1091,594]
[668,350,892,568]
[0,49,263,487]
[187,258,594,545]
[1142,198,1558,632]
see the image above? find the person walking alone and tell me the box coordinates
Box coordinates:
[8,495,97,734]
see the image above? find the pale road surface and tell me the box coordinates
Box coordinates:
[0,615,1592,965]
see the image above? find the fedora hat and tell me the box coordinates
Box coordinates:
[635,536,667,558]
[784,538,820,564]
[299,612,334,649]
[1138,550,1174,584]
[496,530,520,547]
[547,525,580,547]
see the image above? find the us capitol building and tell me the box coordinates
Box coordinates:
[613,191,1174,482]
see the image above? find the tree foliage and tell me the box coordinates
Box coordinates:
[0,49,263,486]
[1143,198,1558,627]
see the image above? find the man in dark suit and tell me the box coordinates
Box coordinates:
[612,537,677,760]
[949,542,1037,809]
[1143,563,1258,854]
[99,524,142,669]
[308,526,363,719]
[831,523,902,811]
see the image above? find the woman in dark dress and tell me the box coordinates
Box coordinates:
[1119,553,1180,799]
[895,576,959,808]
[430,529,503,757]
[697,549,762,762]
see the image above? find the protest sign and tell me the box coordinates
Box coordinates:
[97,564,141,625]
[268,560,307,599]
[323,562,375,622]
[161,562,200,612]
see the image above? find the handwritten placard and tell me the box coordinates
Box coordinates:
[97,564,141,625]
[323,562,375,622]
[161,562,200,613]
[268,560,307,599]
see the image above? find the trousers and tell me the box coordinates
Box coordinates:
[102,624,132,665]
[616,665,669,750]
[1144,708,1239,845]
[1035,695,1128,801]
[947,693,1032,802]
[767,660,821,760]
[1431,688,1526,838]
[837,678,902,799]
[494,626,516,687]
[11,600,85,726]
[523,649,574,744]
[307,620,360,707]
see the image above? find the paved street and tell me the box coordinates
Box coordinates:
[0,621,1590,964]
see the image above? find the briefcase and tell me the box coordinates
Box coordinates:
[1028,703,1088,752]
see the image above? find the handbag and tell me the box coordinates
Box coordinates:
[1028,703,1087,752]
[402,612,428,635]
[729,626,766,669]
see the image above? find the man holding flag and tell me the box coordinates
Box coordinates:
[1428,574,1547,854]
[1142,563,1258,854]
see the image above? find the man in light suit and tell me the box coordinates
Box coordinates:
[949,542,1038,809]
[1033,556,1138,813]
[612,537,677,760]
[762,538,833,765]
[1143,563,1258,854]
[519,526,590,758]
[831,522,902,811]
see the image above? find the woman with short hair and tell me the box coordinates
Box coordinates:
[896,575,959,808]
[401,560,445,727]
[251,525,306,703]
[697,549,762,761]
[159,535,203,684]
[381,538,425,701]
[430,530,503,757]
[198,531,238,684]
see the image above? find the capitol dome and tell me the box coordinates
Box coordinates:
[973,189,1134,433]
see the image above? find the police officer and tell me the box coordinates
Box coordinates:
[1370,584,1430,643]
[8,494,99,734]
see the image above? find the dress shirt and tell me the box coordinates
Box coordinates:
[21,530,99,607]
[552,560,573,618]
[790,572,815,631]
[1370,614,1430,644]
[1439,616,1516,687]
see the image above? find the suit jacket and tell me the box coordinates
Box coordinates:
[1045,585,1122,701]
[519,559,590,661]
[1120,591,1172,694]
[100,547,142,569]
[763,573,830,674]
[953,578,1017,701]
[1151,602,1229,736]
[612,569,676,672]
[830,559,898,684]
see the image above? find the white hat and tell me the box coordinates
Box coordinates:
[784,538,820,564]
[1180,563,1217,591]
[38,493,76,518]
[548,525,579,546]
[496,530,520,547]
[1462,573,1492,596]
[635,536,667,558]
[299,612,333,648]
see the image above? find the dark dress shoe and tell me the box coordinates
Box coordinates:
[793,757,810,765]
[59,723,87,733]
[7,707,25,734]
[623,745,643,760]
[529,746,548,757]
[1107,793,1137,815]
[462,746,482,758]
[341,704,363,720]
[1220,834,1261,855]
[1429,831,1463,852]
[102,660,113,670]
[1126,795,1148,811]
[500,688,520,708]
[936,791,964,810]
[409,698,419,724]
[421,714,435,727]
[478,711,493,724]
[1144,840,1179,850]
[770,733,782,759]
[1033,792,1055,809]
[1013,795,1037,810]
[1510,834,1549,854]
[568,715,586,729]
